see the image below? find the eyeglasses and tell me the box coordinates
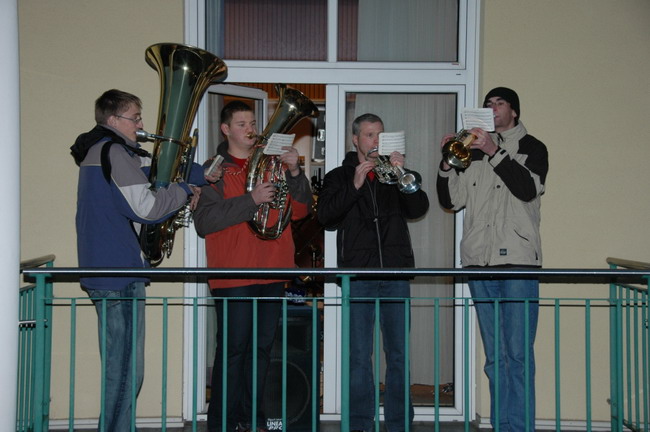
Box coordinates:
[116,114,143,125]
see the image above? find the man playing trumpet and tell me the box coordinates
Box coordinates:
[318,113,429,432]
[437,87,549,432]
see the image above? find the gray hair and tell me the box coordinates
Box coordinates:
[352,113,383,136]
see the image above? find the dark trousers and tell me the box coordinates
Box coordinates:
[207,283,285,432]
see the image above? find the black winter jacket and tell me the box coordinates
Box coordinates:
[317,151,429,268]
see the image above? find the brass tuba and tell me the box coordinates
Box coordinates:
[138,43,228,266]
[441,129,477,170]
[245,84,319,240]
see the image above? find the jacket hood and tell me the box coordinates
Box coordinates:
[70,125,141,166]
[342,151,361,168]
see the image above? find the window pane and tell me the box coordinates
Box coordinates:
[208,0,328,61]
[338,0,459,62]
[207,0,459,63]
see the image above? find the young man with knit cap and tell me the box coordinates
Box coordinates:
[436,87,549,432]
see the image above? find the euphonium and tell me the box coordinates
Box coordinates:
[138,43,228,266]
[366,148,422,194]
[441,129,477,169]
[245,84,319,240]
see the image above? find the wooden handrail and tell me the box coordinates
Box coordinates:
[20,254,56,271]
[606,257,650,270]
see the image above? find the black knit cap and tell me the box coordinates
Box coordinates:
[483,87,520,124]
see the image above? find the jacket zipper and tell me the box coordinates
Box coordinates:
[366,179,384,267]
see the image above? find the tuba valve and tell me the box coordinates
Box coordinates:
[245,84,319,240]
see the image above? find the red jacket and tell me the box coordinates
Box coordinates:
[193,147,312,289]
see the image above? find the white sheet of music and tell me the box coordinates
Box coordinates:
[378,131,406,155]
[461,108,495,131]
[262,133,296,155]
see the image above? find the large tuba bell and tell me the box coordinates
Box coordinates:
[138,43,228,266]
[246,84,319,240]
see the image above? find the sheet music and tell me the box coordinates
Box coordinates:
[461,108,495,131]
[262,133,295,155]
[378,131,406,155]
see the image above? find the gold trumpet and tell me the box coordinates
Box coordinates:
[366,148,422,194]
[441,129,477,170]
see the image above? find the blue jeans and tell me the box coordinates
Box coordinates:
[469,278,539,432]
[349,279,414,432]
[86,282,146,432]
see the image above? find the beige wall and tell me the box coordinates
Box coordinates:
[479,0,650,424]
[18,0,650,426]
[19,0,187,420]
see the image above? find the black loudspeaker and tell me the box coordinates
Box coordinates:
[263,306,321,431]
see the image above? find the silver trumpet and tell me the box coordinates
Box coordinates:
[366,147,422,194]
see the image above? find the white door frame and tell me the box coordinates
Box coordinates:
[319,84,475,422]
[182,0,481,423]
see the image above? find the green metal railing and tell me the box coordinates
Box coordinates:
[608,258,650,432]
[18,262,650,432]
[17,254,55,432]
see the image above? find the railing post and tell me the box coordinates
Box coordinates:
[339,274,352,432]
[609,265,623,432]
[643,277,649,432]
[31,272,51,432]
[42,266,53,432]
[641,276,650,432]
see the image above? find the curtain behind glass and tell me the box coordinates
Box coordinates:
[207,0,458,62]
[356,0,458,62]
[208,0,327,60]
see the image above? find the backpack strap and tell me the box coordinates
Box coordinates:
[100,140,120,183]
[100,140,151,183]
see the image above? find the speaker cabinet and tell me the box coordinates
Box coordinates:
[264,306,321,431]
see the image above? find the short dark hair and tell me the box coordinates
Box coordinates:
[352,113,383,136]
[220,100,253,125]
[95,89,141,125]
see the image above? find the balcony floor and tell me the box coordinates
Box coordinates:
[140,422,483,431]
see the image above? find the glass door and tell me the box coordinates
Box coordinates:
[182,83,269,420]
[321,84,473,422]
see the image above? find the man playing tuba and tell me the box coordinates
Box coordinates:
[193,100,312,432]
[71,89,208,432]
